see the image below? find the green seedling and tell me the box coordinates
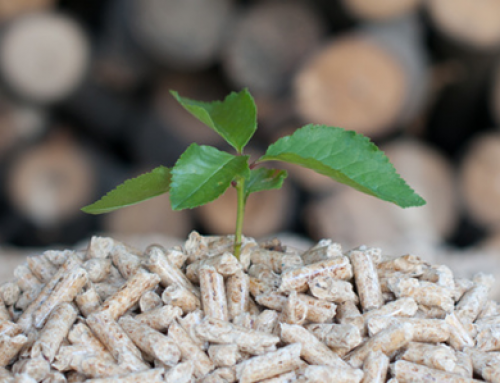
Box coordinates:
[82,89,426,259]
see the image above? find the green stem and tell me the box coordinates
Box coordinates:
[233,175,246,259]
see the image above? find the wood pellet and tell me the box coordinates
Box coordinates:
[1,232,500,382]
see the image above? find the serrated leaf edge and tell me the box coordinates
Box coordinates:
[260,125,426,208]
[81,166,171,214]
[170,89,256,153]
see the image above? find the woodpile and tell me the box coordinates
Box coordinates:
[0,0,498,262]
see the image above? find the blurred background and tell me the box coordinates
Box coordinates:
[2,0,500,282]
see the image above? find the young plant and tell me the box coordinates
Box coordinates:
[82,89,426,258]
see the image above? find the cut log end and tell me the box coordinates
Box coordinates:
[6,132,96,227]
[294,36,406,137]
[0,12,90,103]
[342,0,422,21]
[460,133,500,228]
[427,0,500,49]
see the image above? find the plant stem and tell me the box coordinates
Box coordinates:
[233,175,246,259]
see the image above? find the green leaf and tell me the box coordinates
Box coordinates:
[81,166,171,214]
[259,125,426,208]
[170,89,257,153]
[170,143,250,210]
[244,168,287,199]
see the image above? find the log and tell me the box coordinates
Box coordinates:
[222,1,325,97]
[4,129,127,231]
[294,16,428,139]
[2,131,104,246]
[196,164,296,239]
[153,71,229,147]
[0,0,55,21]
[459,132,500,229]
[304,139,458,250]
[5,130,96,227]
[102,170,192,239]
[0,12,90,104]
[127,0,232,70]
[426,0,500,50]
[341,0,423,21]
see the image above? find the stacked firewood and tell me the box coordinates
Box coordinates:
[2,0,500,258]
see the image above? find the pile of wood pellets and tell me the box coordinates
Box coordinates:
[0,231,499,382]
